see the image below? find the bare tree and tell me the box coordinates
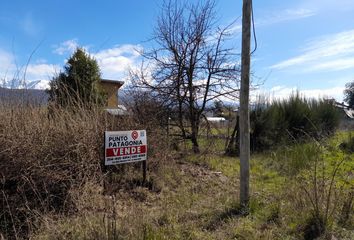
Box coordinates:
[133,0,240,153]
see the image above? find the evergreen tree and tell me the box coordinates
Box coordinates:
[48,48,106,107]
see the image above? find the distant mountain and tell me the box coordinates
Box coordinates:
[0,87,48,105]
[26,80,50,89]
[2,79,50,90]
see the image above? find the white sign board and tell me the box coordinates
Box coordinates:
[105,130,147,165]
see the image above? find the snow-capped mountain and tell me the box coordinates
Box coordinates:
[1,79,50,90]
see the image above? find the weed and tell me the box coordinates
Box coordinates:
[339,132,354,153]
[289,143,349,239]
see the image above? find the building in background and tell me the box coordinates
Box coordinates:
[99,79,124,108]
[99,79,129,116]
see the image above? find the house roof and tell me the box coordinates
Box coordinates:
[343,108,354,119]
[105,105,130,116]
[206,117,226,122]
[332,101,354,119]
[334,101,350,109]
[100,79,124,86]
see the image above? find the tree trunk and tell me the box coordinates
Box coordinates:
[225,115,239,156]
[178,101,187,139]
[191,117,200,153]
[191,134,200,153]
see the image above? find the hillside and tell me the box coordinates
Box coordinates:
[0,87,48,105]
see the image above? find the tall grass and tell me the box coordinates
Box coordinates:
[0,103,105,238]
[250,93,340,152]
[0,97,168,239]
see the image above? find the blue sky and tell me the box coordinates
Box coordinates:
[0,0,354,101]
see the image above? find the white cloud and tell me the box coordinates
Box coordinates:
[51,42,143,86]
[25,63,60,80]
[93,44,142,80]
[301,87,344,101]
[53,41,142,78]
[53,39,80,55]
[229,7,315,34]
[2,42,143,89]
[229,24,242,34]
[258,85,345,102]
[301,0,354,12]
[0,48,59,89]
[258,8,316,26]
[308,58,354,72]
[0,49,16,79]
[271,29,354,72]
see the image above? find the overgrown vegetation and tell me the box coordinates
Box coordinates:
[0,99,166,239]
[0,71,349,240]
[0,95,352,239]
[28,131,354,240]
[250,93,340,152]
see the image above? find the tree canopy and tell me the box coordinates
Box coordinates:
[47,48,106,107]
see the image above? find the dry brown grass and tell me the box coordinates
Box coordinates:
[0,100,168,239]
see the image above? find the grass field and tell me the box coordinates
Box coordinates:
[32,132,353,240]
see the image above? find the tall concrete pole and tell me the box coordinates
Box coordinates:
[239,0,252,206]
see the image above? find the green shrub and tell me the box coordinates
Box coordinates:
[250,92,339,152]
[309,99,340,136]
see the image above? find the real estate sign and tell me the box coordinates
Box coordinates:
[105,130,147,165]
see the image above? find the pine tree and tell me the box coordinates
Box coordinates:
[48,48,106,107]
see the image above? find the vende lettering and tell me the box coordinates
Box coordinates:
[106,145,147,157]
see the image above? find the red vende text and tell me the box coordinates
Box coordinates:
[106,145,147,157]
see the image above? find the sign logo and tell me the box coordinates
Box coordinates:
[131,130,139,140]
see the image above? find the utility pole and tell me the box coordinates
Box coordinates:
[239,0,252,207]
